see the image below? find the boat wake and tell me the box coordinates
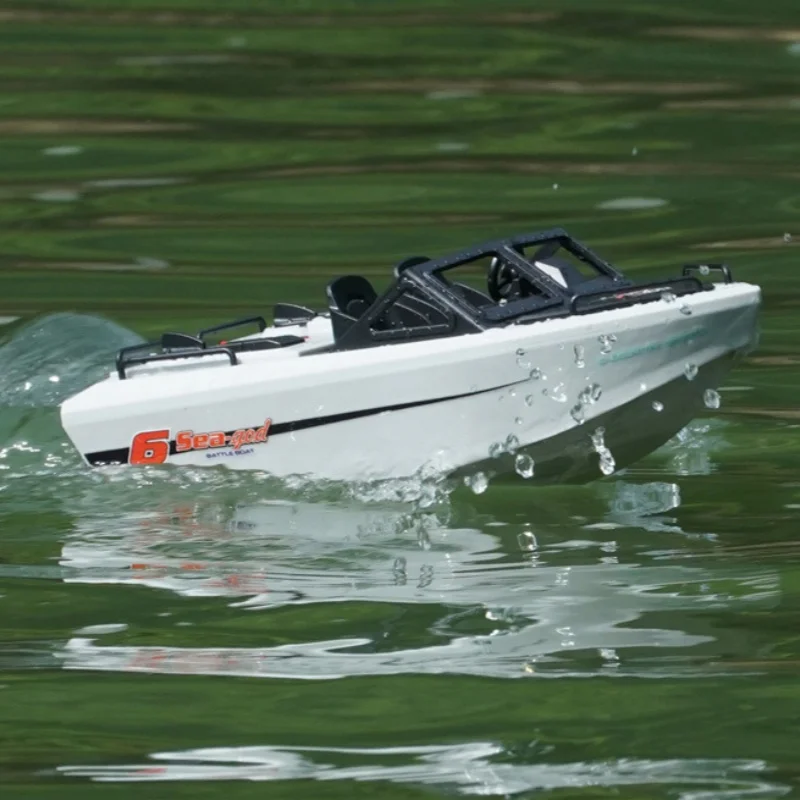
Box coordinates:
[0,312,144,408]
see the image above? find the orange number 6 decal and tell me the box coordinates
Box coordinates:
[130,430,170,465]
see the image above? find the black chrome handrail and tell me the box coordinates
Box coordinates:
[117,347,238,380]
[197,316,267,343]
[568,276,704,314]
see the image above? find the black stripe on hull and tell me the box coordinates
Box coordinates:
[84,380,525,466]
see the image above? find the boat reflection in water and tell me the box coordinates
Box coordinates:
[54,474,783,795]
[58,483,779,682]
[57,740,787,797]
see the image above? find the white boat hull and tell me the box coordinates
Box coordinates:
[59,282,760,483]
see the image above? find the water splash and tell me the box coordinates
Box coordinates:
[0,313,143,408]
[666,419,727,476]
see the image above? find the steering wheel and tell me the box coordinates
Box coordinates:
[490,255,540,302]
[488,256,517,301]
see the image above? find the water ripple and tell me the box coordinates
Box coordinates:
[56,744,790,797]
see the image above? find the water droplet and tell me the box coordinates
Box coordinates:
[529,367,543,380]
[679,304,692,316]
[570,404,585,424]
[684,363,698,380]
[631,146,638,156]
[639,382,648,392]
[515,416,523,426]
[652,400,664,412]
[514,453,535,479]
[600,647,620,663]
[516,348,531,368]
[598,334,617,354]
[699,264,710,276]
[524,394,534,407]
[784,232,793,243]
[599,451,616,476]
[704,389,721,409]
[578,387,592,406]
[464,471,488,494]
[516,348,525,357]
[552,183,559,190]
[549,383,567,402]
[505,434,520,453]
[590,426,616,476]
[573,344,585,367]
[23,381,32,391]
[517,529,537,549]
[661,291,676,303]
[590,383,603,402]
[48,375,60,383]
[488,442,504,459]
[499,298,507,306]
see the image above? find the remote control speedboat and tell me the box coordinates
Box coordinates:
[59,229,760,483]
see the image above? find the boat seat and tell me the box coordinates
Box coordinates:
[393,291,449,327]
[326,275,378,319]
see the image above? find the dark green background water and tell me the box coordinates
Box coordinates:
[1,1,799,797]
